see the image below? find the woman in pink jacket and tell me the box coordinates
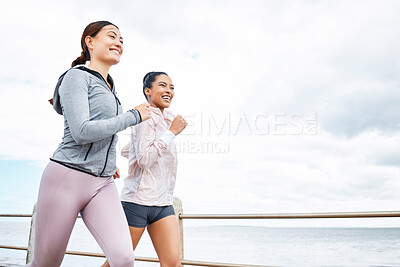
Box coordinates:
[102,72,187,267]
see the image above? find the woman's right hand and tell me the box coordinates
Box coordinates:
[135,103,151,121]
[170,115,187,135]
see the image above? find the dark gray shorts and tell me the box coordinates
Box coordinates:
[121,201,175,228]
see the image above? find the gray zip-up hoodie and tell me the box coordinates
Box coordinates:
[50,66,141,177]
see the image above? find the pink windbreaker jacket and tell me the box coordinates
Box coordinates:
[120,106,177,206]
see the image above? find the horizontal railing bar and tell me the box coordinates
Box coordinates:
[180,260,271,267]
[0,245,269,267]
[0,245,28,251]
[0,214,32,217]
[0,214,82,218]
[0,214,83,218]
[179,211,400,219]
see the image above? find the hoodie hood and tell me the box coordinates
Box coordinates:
[52,65,115,115]
[51,69,69,115]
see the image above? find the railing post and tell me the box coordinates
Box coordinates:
[173,196,184,260]
[26,203,36,264]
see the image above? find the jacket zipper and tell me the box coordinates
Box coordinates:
[84,143,93,161]
[100,92,119,176]
[75,66,120,177]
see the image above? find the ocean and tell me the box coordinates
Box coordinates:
[0,220,399,267]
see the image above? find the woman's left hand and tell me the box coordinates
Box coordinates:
[113,168,121,179]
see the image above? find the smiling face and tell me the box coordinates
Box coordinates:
[145,74,174,112]
[85,25,123,66]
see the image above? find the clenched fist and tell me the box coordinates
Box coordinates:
[170,115,187,136]
[135,103,151,122]
[113,168,120,179]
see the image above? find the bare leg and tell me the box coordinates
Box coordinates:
[129,226,146,250]
[147,215,181,267]
[101,226,146,267]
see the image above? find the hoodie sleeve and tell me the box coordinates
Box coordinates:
[134,118,175,169]
[59,69,142,145]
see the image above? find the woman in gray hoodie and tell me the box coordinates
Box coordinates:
[26,21,150,267]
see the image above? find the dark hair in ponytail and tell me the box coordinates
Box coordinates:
[71,21,118,67]
[143,71,168,101]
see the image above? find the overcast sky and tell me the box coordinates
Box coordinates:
[1,0,400,227]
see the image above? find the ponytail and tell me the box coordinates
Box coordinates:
[71,51,88,67]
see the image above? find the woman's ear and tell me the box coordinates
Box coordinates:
[85,36,94,50]
[145,88,151,97]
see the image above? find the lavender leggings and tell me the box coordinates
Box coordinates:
[26,161,134,267]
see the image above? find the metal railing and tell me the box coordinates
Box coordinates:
[0,245,265,267]
[1,199,400,267]
[179,211,400,219]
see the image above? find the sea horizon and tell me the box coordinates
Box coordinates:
[1,221,400,267]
